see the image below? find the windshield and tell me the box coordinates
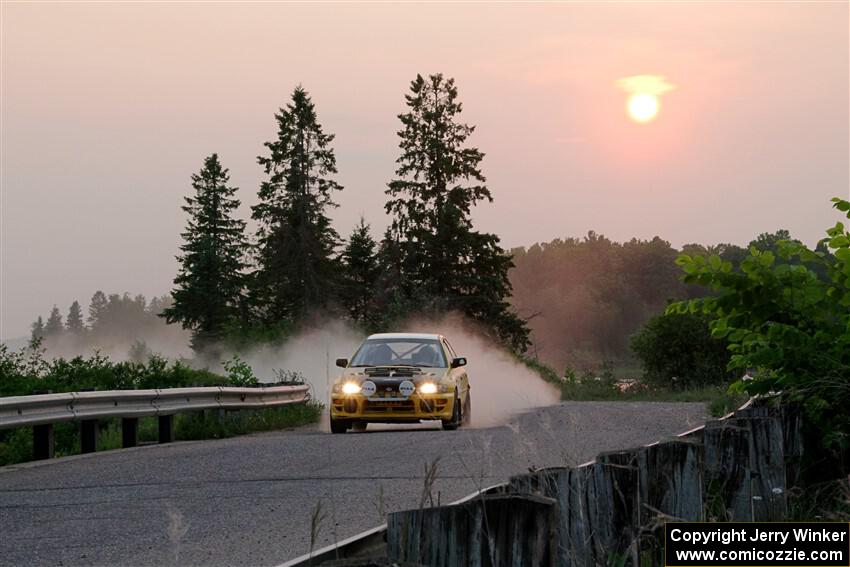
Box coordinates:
[350,339,447,368]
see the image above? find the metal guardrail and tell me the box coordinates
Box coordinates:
[0,385,311,429]
[0,384,311,460]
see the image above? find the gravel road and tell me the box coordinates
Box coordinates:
[0,401,709,566]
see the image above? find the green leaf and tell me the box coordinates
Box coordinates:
[829,235,850,248]
[832,198,850,213]
[709,255,722,271]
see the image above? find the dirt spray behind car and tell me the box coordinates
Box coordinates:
[241,315,560,430]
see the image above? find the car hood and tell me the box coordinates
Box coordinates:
[336,366,447,383]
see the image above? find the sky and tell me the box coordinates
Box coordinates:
[1,2,848,340]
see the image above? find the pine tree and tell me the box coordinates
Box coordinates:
[66,300,85,334]
[44,306,64,337]
[88,291,108,328]
[385,73,529,351]
[251,86,342,323]
[372,227,417,330]
[30,316,45,343]
[340,219,380,326]
[162,154,248,352]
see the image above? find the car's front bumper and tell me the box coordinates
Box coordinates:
[330,393,455,422]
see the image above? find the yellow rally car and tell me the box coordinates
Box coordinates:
[329,333,471,433]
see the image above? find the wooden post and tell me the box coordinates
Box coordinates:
[562,466,594,567]
[639,440,703,522]
[158,415,174,444]
[777,404,804,488]
[703,419,752,521]
[387,494,556,567]
[594,449,641,566]
[510,468,577,566]
[122,417,138,448]
[80,419,99,454]
[638,439,703,566]
[32,423,54,460]
[747,415,786,520]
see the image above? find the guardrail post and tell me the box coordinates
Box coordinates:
[80,419,98,453]
[33,424,54,460]
[158,415,174,444]
[122,417,138,448]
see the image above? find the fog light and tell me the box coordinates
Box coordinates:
[342,382,361,395]
[418,382,438,395]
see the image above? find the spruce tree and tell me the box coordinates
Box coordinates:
[371,227,418,330]
[162,154,247,352]
[385,73,529,351]
[251,86,342,324]
[44,306,64,337]
[88,291,108,329]
[66,300,85,334]
[340,219,380,327]
[30,316,45,343]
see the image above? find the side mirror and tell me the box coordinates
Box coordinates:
[335,358,348,368]
[450,357,467,369]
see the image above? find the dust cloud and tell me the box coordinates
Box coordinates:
[35,311,560,430]
[241,319,365,403]
[398,314,561,427]
[255,314,561,429]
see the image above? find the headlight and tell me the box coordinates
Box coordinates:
[418,382,438,395]
[342,382,361,395]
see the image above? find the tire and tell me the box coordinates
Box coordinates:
[442,395,461,431]
[330,418,349,434]
[461,393,471,426]
[351,422,368,432]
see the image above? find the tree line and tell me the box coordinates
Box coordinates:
[509,228,811,376]
[162,75,529,357]
[31,293,171,344]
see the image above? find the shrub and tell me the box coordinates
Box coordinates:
[221,355,259,387]
[630,312,736,389]
[670,197,850,455]
[0,346,231,397]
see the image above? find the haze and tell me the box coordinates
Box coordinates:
[1,2,848,340]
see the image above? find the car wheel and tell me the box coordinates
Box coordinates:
[351,422,368,432]
[330,418,349,434]
[462,393,471,425]
[442,395,461,431]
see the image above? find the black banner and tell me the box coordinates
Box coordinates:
[665,522,850,567]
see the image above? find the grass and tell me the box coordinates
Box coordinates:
[0,402,323,466]
[788,477,850,521]
[520,355,746,418]
[559,382,746,417]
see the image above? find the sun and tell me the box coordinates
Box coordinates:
[628,93,659,123]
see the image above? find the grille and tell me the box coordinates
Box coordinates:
[365,367,416,378]
[363,399,415,413]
